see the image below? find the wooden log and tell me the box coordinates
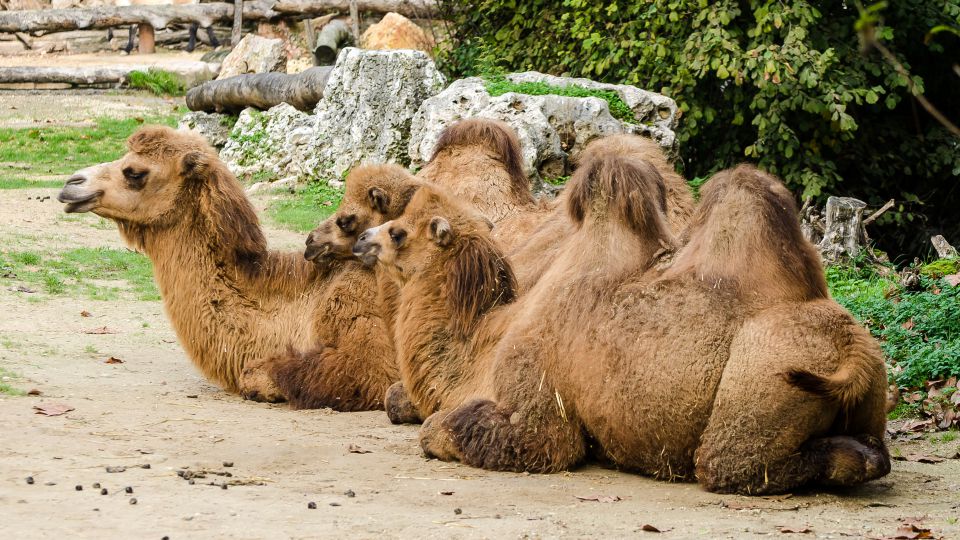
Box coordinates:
[185,65,332,112]
[312,18,350,65]
[0,1,439,34]
[137,22,155,54]
[231,0,243,46]
[0,66,131,85]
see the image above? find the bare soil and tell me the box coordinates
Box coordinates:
[1,95,959,539]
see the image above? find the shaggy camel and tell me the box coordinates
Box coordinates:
[57,126,398,410]
[354,141,889,494]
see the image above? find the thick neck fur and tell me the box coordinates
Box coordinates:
[118,171,323,392]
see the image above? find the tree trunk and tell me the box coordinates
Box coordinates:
[312,18,351,65]
[931,235,959,259]
[817,196,867,265]
[185,65,332,112]
[0,1,439,34]
[231,0,243,46]
[137,22,155,54]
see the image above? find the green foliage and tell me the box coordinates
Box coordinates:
[266,181,344,233]
[440,0,960,257]
[485,76,636,123]
[827,264,960,389]
[544,175,570,186]
[0,247,158,301]
[0,114,182,187]
[127,69,186,96]
[687,177,708,200]
[921,258,958,278]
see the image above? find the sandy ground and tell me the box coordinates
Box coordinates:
[0,90,179,129]
[1,94,960,539]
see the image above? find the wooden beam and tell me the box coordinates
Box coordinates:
[137,23,155,54]
[231,0,243,46]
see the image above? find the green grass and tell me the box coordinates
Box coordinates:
[928,430,958,444]
[0,247,158,301]
[827,262,960,390]
[0,367,24,396]
[266,181,344,233]
[484,75,636,123]
[127,69,186,96]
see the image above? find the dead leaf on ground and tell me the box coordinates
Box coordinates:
[891,453,944,464]
[347,444,371,454]
[640,524,665,532]
[10,285,36,293]
[882,523,935,540]
[104,357,124,364]
[944,273,960,287]
[779,526,813,534]
[574,494,622,503]
[33,403,74,416]
[83,326,117,334]
[901,319,915,330]
[26,389,41,396]
[80,310,91,317]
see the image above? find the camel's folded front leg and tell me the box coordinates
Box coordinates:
[238,356,286,403]
[385,382,423,424]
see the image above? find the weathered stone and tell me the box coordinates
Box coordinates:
[217,34,286,81]
[219,103,315,183]
[361,12,434,55]
[817,196,867,265]
[408,73,678,186]
[301,47,445,181]
[931,235,959,259]
[178,111,235,149]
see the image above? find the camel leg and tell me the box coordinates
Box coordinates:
[123,25,135,54]
[206,26,221,49]
[238,355,285,403]
[695,309,889,494]
[186,23,198,52]
[385,382,422,424]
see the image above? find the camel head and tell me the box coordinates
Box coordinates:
[58,126,219,224]
[304,164,422,264]
[353,185,510,336]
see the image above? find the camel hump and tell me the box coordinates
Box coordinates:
[430,119,529,201]
[783,331,886,411]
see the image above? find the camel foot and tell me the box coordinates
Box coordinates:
[385,382,421,424]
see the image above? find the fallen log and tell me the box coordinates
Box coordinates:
[312,18,351,65]
[0,1,439,34]
[185,65,332,112]
[0,64,216,87]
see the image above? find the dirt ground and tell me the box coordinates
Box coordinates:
[1,94,959,539]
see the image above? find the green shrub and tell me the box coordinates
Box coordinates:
[439,0,960,258]
[127,69,186,96]
[485,76,636,123]
[827,264,960,388]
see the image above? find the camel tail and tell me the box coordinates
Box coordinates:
[784,333,886,412]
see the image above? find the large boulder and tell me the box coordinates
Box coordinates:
[217,34,287,80]
[408,73,679,185]
[361,12,434,55]
[301,47,445,181]
[178,111,235,149]
[219,103,315,184]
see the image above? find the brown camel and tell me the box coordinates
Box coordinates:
[56,126,399,411]
[354,140,889,494]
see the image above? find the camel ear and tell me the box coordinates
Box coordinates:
[368,187,390,214]
[180,151,210,182]
[429,217,453,247]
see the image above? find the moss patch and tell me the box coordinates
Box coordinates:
[484,76,635,123]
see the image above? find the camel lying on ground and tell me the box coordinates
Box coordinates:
[57,126,400,410]
[353,138,889,494]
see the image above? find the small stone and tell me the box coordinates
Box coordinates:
[344,489,355,498]
[129,497,137,505]
[222,461,233,468]
[100,488,108,495]
[125,486,133,494]
[141,464,151,469]
[25,477,34,485]
[75,485,83,491]
[307,501,317,509]
[106,466,126,473]
[454,508,462,515]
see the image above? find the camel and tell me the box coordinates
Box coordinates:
[353,139,889,494]
[56,126,400,411]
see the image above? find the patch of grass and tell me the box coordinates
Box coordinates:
[827,263,960,389]
[0,114,182,187]
[0,367,25,396]
[544,175,570,186]
[928,430,958,444]
[484,75,636,123]
[267,181,344,233]
[0,247,158,301]
[127,69,186,96]
[83,345,98,354]
[921,258,958,279]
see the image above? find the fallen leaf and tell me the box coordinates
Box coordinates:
[439,491,454,496]
[83,326,117,334]
[347,444,371,454]
[779,526,812,534]
[901,319,915,330]
[641,524,661,532]
[80,310,92,317]
[11,285,36,293]
[33,403,74,416]
[26,389,41,396]
[104,357,124,364]
[944,273,960,287]
[884,523,934,539]
[891,453,944,464]
[575,494,622,503]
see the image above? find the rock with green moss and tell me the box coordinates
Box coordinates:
[219,104,316,183]
[178,111,236,149]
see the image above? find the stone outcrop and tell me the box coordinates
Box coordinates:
[219,103,314,184]
[177,111,235,149]
[361,12,434,55]
[216,34,286,80]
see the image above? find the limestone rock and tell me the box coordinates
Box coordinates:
[178,111,235,149]
[303,47,445,181]
[219,103,316,183]
[817,196,867,265]
[408,73,678,186]
[932,235,959,259]
[217,34,287,81]
[361,12,434,55]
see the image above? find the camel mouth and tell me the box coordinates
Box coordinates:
[352,246,379,267]
[304,242,333,263]
[58,190,102,213]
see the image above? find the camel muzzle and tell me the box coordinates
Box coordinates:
[58,175,102,214]
[352,231,380,267]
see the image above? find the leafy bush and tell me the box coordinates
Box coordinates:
[439,0,960,258]
[485,76,636,123]
[827,264,960,388]
[127,69,186,96]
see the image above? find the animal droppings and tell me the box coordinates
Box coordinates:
[129,498,137,505]
[329,502,341,507]
[307,502,317,509]
[344,489,355,498]
[125,487,133,494]
[92,483,100,489]
[75,485,83,491]
[25,476,34,485]
[454,508,462,515]
[100,488,108,495]
[223,461,234,467]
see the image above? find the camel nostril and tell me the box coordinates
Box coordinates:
[358,231,370,242]
[65,174,85,186]
[305,232,315,246]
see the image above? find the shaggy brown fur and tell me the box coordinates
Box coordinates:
[358,140,889,494]
[57,126,398,410]
[266,164,426,410]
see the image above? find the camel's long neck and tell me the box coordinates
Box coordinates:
[138,217,321,393]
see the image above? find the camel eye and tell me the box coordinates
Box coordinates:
[122,167,147,190]
[336,215,357,234]
[389,228,407,246]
